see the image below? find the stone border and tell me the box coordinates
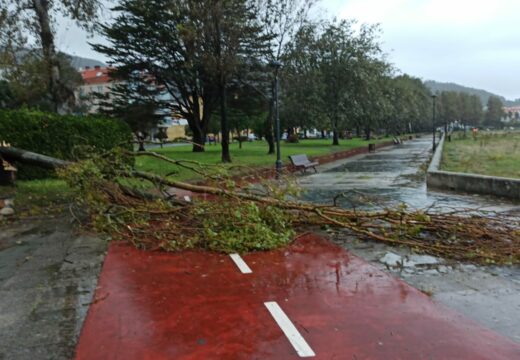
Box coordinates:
[427,134,520,200]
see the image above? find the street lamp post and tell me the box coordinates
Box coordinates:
[270,60,283,177]
[432,94,437,152]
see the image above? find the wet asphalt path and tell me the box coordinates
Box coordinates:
[0,216,106,360]
[300,136,520,212]
[300,136,520,343]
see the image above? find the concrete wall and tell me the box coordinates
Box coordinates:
[427,134,520,199]
[167,125,186,140]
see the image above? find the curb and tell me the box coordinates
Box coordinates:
[427,135,520,200]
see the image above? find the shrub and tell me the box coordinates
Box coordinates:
[0,109,133,179]
[285,134,299,143]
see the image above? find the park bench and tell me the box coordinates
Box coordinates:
[289,154,319,174]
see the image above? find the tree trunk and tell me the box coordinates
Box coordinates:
[365,127,371,141]
[0,146,70,169]
[332,131,339,145]
[219,83,231,163]
[321,129,325,139]
[136,132,146,151]
[237,129,243,149]
[191,126,205,152]
[332,117,339,146]
[33,0,71,113]
[265,100,275,154]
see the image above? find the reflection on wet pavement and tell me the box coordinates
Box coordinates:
[300,136,520,213]
[75,234,520,359]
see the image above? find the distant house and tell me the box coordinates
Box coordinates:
[75,66,115,114]
[155,118,188,141]
[503,106,520,123]
[75,66,187,141]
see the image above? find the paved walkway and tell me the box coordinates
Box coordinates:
[300,136,520,211]
[299,136,520,343]
[0,216,106,360]
[76,234,520,359]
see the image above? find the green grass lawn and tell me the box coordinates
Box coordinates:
[136,137,389,181]
[0,179,73,217]
[441,131,520,178]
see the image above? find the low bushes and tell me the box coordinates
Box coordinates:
[0,109,132,178]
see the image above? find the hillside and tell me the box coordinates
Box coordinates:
[68,55,106,69]
[1,48,105,70]
[424,80,520,107]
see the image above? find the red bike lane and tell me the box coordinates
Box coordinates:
[75,234,520,359]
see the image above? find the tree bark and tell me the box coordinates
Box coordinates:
[237,129,243,149]
[0,146,70,169]
[264,102,275,154]
[332,130,339,146]
[365,127,371,141]
[219,82,231,163]
[332,117,339,146]
[33,0,71,113]
[191,126,206,152]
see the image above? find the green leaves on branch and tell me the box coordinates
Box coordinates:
[196,200,294,253]
[59,149,297,253]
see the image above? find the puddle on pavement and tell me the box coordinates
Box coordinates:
[326,160,405,173]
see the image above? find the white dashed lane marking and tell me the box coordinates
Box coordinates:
[229,253,253,274]
[264,301,316,357]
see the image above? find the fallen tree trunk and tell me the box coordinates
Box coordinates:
[0,146,71,169]
[4,146,519,264]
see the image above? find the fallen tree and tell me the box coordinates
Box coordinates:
[4,145,520,264]
[0,146,71,169]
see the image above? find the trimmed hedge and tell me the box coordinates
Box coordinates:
[0,109,133,179]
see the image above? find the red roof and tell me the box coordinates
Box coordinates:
[81,67,113,85]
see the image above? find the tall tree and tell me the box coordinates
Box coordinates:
[95,69,164,151]
[94,0,267,161]
[3,52,83,111]
[205,0,268,162]
[94,0,218,152]
[485,96,505,128]
[282,22,322,138]
[387,75,431,134]
[0,80,14,109]
[0,0,104,112]
[257,0,315,154]
[315,21,386,145]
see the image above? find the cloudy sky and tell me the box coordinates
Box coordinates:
[55,0,520,99]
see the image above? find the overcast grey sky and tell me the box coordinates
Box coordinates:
[55,0,520,99]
